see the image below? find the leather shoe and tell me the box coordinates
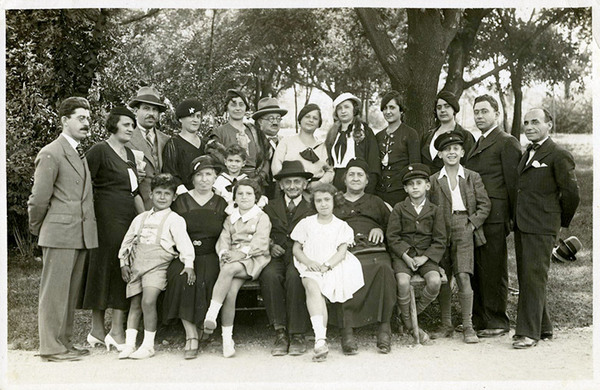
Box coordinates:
[288,334,307,356]
[430,324,454,339]
[477,328,508,338]
[376,332,391,354]
[513,336,538,349]
[40,351,81,362]
[341,328,358,355]
[68,345,90,356]
[541,332,553,341]
[463,327,480,344]
[271,329,289,356]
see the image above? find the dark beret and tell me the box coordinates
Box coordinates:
[225,89,249,109]
[346,157,370,175]
[297,103,322,127]
[176,99,203,119]
[109,106,136,123]
[436,91,460,114]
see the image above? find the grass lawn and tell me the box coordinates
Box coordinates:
[6,133,593,351]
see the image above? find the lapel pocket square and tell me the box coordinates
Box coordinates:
[531,160,548,168]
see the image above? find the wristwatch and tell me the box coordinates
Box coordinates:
[323,262,332,271]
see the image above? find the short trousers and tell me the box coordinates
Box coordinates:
[393,257,441,277]
[449,212,474,275]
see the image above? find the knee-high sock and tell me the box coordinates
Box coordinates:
[458,291,474,330]
[438,284,453,327]
[417,286,439,314]
[397,294,411,329]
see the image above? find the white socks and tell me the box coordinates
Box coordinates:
[310,315,327,341]
[222,325,233,342]
[125,329,138,347]
[141,330,156,349]
[206,300,223,322]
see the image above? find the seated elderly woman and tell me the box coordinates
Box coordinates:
[330,157,396,354]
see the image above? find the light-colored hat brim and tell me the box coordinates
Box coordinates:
[252,107,288,120]
[333,93,361,109]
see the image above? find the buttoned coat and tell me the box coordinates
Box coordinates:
[126,126,169,210]
[465,127,521,225]
[515,138,579,235]
[28,135,98,249]
[387,197,447,263]
[429,167,491,246]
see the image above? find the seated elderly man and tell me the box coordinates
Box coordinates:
[331,157,396,354]
[260,160,315,356]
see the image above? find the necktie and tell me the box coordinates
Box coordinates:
[287,199,296,214]
[76,144,85,159]
[334,125,352,162]
[474,135,484,151]
[145,130,155,149]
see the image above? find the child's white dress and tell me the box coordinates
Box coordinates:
[291,215,364,303]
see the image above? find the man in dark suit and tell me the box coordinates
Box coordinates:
[512,108,579,349]
[465,94,521,337]
[260,160,315,356]
[28,97,99,361]
[126,86,170,210]
[252,97,288,199]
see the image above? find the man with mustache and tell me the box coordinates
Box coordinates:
[28,97,98,361]
[126,86,170,210]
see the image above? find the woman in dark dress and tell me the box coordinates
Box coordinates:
[162,99,205,193]
[375,90,421,207]
[331,158,396,355]
[421,90,475,174]
[163,155,227,359]
[80,107,145,350]
[325,92,381,193]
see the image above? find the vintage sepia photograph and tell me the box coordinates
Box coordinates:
[2,1,596,389]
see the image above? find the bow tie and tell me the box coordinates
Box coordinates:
[527,143,541,152]
[225,178,238,192]
[76,144,86,159]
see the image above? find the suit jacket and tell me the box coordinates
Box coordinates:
[515,138,579,235]
[28,135,98,249]
[465,127,521,225]
[429,167,491,246]
[126,127,169,210]
[263,196,315,261]
[387,197,447,263]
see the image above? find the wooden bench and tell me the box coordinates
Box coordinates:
[409,270,448,343]
[236,280,265,311]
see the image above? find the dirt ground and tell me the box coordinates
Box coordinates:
[3,326,594,390]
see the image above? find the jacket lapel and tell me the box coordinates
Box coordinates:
[437,175,452,204]
[59,136,85,179]
[521,138,554,173]
[418,199,434,219]
[156,130,169,168]
[292,199,312,225]
[468,127,499,159]
[272,197,288,224]
[401,198,418,219]
[128,128,155,168]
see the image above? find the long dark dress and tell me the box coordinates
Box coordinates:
[329,193,396,328]
[162,134,205,190]
[375,123,421,206]
[80,141,138,310]
[163,192,227,325]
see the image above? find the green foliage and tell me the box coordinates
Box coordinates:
[544,96,592,134]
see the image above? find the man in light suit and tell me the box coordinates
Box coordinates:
[28,97,98,361]
[465,94,521,338]
[126,86,170,210]
[512,108,579,348]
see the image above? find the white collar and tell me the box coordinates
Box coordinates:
[137,123,154,135]
[221,172,247,182]
[149,207,172,217]
[284,195,302,207]
[534,137,549,146]
[230,204,261,224]
[411,197,427,209]
[481,126,497,139]
[61,133,79,150]
[439,165,465,179]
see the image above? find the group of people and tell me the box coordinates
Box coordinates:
[27,85,580,364]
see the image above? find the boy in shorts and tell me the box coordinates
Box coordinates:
[387,163,447,344]
[429,131,491,343]
[118,173,195,359]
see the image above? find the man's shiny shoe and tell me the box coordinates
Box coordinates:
[271,329,289,356]
[512,336,538,349]
[288,334,307,356]
[477,328,508,338]
[68,345,90,356]
[40,351,82,362]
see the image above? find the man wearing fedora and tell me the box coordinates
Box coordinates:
[28,97,98,361]
[260,160,315,356]
[512,108,579,349]
[126,86,170,210]
[252,97,288,199]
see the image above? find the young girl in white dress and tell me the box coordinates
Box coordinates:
[291,183,364,362]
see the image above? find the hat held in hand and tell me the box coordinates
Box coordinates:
[551,236,582,263]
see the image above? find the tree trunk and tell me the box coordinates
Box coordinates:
[444,9,490,96]
[293,83,298,133]
[510,62,523,138]
[493,59,508,132]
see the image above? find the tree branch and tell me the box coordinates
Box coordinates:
[120,9,161,25]
[463,8,571,90]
